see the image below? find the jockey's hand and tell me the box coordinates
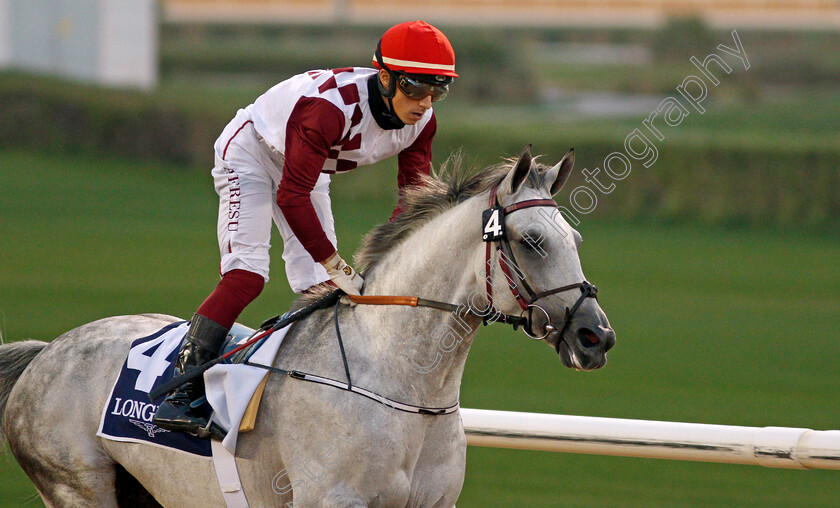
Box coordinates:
[320,252,364,296]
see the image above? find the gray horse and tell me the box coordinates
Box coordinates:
[0,148,614,507]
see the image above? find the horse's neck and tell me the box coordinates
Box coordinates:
[350,198,486,406]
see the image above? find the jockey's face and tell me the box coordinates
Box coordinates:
[379,69,433,125]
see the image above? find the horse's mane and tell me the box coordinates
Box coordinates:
[293,152,548,309]
[357,151,551,273]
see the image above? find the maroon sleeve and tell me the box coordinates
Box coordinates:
[276,97,345,263]
[391,112,436,221]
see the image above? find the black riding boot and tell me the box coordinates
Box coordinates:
[152,314,229,439]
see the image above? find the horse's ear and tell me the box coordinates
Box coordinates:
[502,145,533,195]
[546,148,575,196]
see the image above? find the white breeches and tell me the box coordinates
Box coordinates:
[211,109,334,293]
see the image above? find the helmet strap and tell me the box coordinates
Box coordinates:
[375,40,398,99]
[374,40,404,127]
[385,96,402,125]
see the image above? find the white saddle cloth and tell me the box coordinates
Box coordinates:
[205,323,291,453]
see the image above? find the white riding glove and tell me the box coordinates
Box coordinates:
[320,252,364,296]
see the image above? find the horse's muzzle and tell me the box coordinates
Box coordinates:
[551,323,615,371]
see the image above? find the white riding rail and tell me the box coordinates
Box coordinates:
[460,408,840,470]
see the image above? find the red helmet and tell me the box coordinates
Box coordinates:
[373,21,458,79]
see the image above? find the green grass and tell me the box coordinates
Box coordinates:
[433,86,840,155]
[535,60,695,94]
[1,148,839,507]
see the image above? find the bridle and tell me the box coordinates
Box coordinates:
[483,183,599,345]
[345,182,600,346]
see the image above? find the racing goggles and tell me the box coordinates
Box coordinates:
[396,73,450,102]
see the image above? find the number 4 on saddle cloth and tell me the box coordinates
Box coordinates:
[97,320,290,456]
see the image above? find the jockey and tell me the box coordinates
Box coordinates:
[152,20,457,437]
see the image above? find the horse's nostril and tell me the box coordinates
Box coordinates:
[578,328,600,348]
[577,326,616,352]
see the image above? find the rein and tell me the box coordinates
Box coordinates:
[344,294,527,328]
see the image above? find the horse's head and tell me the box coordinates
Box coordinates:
[484,146,615,371]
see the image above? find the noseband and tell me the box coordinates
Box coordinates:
[484,183,598,342]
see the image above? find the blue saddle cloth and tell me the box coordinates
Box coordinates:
[97,321,256,457]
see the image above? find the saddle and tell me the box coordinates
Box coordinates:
[218,322,276,433]
[220,323,263,363]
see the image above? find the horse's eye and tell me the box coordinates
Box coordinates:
[518,230,544,251]
[518,237,534,249]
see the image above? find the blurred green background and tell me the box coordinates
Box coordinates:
[1,16,839,507]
